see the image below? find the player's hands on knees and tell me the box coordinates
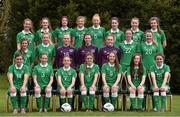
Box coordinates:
[10,85,16,93]
[61,87,66,92]
[67,86,72,91]
[153,86,159,92]
[160,86,166,92]
[81,85,86,91]
[137,85,143,90]
[20,85,26,93]
[90,85,96,91]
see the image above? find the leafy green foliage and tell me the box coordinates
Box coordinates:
[0,0,179,93]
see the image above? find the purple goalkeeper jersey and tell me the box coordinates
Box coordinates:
[98,45,121,67]
[55,46,77,68]
[77,45,98,65]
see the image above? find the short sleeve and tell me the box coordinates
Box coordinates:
[8,66,13,74]
[126,67,131,77]
[79,64,84,74]
[72,69,77,78]
[32,66,38,76]
[101,64,106,74]
[161,31,166,41]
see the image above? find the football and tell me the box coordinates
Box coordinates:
[61,103,72,112]
[103,103,114,112]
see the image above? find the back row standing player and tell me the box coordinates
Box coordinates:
[35,17,55,45]
[54,16,73,48]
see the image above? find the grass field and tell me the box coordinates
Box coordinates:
[0,74,180,116]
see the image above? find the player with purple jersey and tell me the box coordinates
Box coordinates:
[77,33,98,66]
[55,33,77,69]
[98,34,121,67]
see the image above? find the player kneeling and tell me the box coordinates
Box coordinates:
[56,56,77,112]
[33,53,54,112]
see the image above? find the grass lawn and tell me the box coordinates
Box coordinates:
[0,74,180,116]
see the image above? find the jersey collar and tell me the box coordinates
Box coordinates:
[92,25,100,29]
[63,66,71,71]
[87,63,94,68]
[15,64,23,69]
[42,43,50,47]
[41,28,49,33]
[111,28,119,33]
[40,63,48,67]
[77,26,85,31]
[61,27,68,31]
[145,41,153,45]
[108,62,115,67]
[131,28,140,33]
[20,49,28,54]
[156,64,164,69]
[151,28,158,32]
[124,40,133,44]
[22,30,31,34]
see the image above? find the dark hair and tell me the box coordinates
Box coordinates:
[40,17,52,31]
[155,53,165,60]
[15,53,24,60]
[130,53,143,78]
[82,33,92,47]
[149,17,162,35]
[20,38,29,45]
[108,51,120,72]
[61,16,69,26]
[84,53,94,73]
[40,52,48,58]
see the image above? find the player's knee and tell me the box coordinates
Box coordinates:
[103,86,109,93]
[35,87,41,94]
[129,87,135,93]
[138,88,144,94]
[111,87,117,93]
[67,89,72,95]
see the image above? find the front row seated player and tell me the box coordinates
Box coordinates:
[79,53,99,112]
[7,53,30,114]
[33,53,54,112]
[127,53,146,112]
[102,52,122,109]
[56,56,77,111]
[150,53,171,112]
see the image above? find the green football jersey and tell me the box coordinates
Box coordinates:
[151,29,166,53]
[101,63,122,87]
[13,49,34,67]
[33,63,54,88]
[132,29,145,44]
[35,29,55,45]
[127,66,146,87]
[72,27,88,48]
[88,26,106,48]
[35,43,56,66]
[54,27,73,47]
[56,67,77,88]
[16,31,35,54]
[8,64,30,89]
[79,64,99,88]
[119,40,138,71]
[150,64,170,88]
[140,42,159,71]
[106,29,125,47]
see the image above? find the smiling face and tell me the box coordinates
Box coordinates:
[156,55,164,67]
[77,18,85,28]
[145,32,153,43]
[86,54,94,65]
[108,52,116,63]
[92,16,100,27]
[21,40,28,50]
[63,34,71,45]
[61,17,68,27]
[84,34,92,45]
[125,30,132,40]
[40,54,48,64]
[133,55,141,66]
[42,33,50,44]
[131,19,139,30]
[63,56,71,67]
[111,20,119,29]
[23,20,31,31]
[150,19,158,30]
[106,35,115,46]
[41,19,49,29]
[15,55,24,66]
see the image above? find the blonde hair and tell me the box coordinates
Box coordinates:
[149,17,162,34]
[145,30,157,46]
[76,16,86,23]
[23,18,35,34]
[40,17,52,31]
[42,32,54,45]
[92,14,101,23]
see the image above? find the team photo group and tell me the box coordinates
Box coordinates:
[7,13,171,114]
